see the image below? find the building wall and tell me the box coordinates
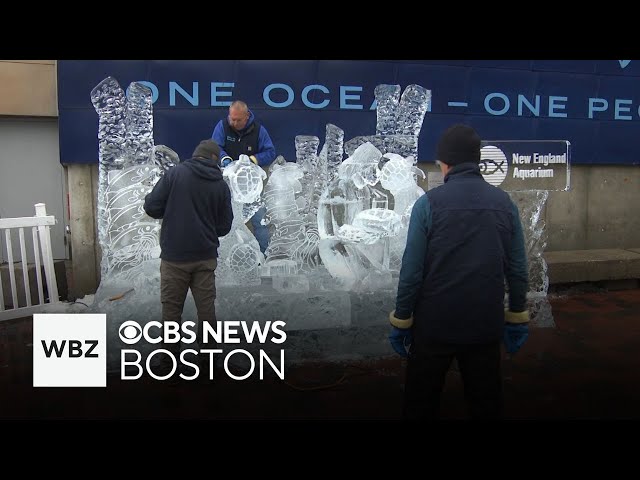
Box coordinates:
[0,60,57,116]
[0,61,66,265]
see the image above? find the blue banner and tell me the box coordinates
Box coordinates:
[57,60,640,165]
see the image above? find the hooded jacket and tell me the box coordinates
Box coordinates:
[143,156,233,261]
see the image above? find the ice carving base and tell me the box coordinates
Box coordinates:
[93,271,550,371]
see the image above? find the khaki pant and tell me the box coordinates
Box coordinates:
[160,258,217,352]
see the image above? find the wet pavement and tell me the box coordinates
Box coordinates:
[2,287,640,420]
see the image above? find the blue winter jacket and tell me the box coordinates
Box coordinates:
[211,110,276,167]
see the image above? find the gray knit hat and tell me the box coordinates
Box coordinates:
[192,139,220,161]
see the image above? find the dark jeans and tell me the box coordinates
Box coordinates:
[403,340,503,420]
[160,258,217,353]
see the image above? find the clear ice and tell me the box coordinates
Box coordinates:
[90,77,179,283]
[217,155,267,287]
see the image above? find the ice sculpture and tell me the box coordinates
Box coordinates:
[80,75,559,371]
[378,153,426,271]
[324,123,345,184]
[295,124,343,225]
[90,77,183,371]
[477,141,570,327]
[375,84,401,135]
[344,84,431,159]
[216,155,267,287]
[313,84,432,291]
[90,77,179,283]
[318,142,425,291]
[295,135,324,218]
[508,190,553,327]
[272,125,347,274]
[261,163,318,292]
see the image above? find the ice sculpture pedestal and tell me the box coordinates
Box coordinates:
[220,281,399,364]
[216,284,351,330]
[100,275,552,371]
[99,277,399,370]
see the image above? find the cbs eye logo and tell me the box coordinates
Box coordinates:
[480,146,508,187]
[118,321,143,345]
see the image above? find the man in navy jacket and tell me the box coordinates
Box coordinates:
[144,139,233,375]
[389,124,530,419]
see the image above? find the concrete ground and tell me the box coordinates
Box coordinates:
[2,286,640,421]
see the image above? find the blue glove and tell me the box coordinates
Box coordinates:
[503,323,529,354]
[221,156,233,167]
[388,327,412,358]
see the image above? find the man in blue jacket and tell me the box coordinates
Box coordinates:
[212,100,276,254]
[388,124,530,419]
[144,139,233,377]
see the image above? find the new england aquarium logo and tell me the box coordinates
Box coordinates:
[479,146,509,187]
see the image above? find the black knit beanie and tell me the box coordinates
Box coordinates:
[436,124,481,166]
[192,139,220,161]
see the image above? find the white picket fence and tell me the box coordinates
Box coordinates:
[0,203,59,321]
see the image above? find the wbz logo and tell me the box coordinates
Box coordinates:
[33,314,106,387]
[41,339,99,358]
